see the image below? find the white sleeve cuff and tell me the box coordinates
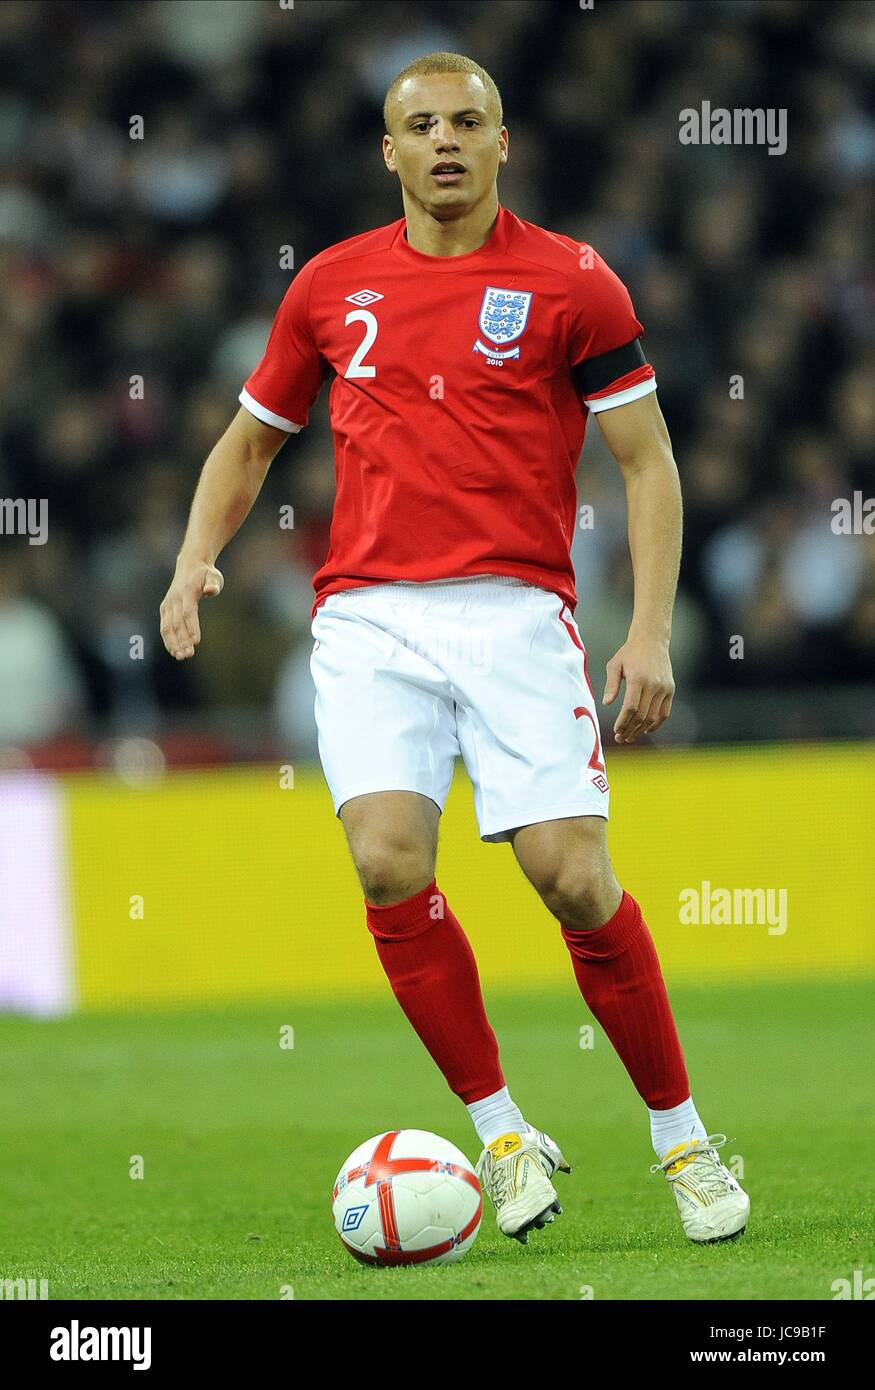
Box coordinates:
[239,388,303,433]
[585,376,657,413]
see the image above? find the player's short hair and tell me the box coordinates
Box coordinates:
[383,52,503,135]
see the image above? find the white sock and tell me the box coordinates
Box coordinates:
[467,1086,527,1147]
[648,1096,707,1161]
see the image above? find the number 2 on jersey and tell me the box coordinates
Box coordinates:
[344,309,378,378]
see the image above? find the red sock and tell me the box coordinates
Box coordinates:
[366,880,505,1104]
[561,891,690,1109]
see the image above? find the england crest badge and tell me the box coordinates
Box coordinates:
[473,285,533,362]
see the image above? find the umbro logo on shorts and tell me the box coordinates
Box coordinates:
[591,775,609,793]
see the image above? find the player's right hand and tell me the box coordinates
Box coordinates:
[159,561,224,660]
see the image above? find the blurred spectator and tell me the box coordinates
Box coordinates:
[0,545,85,743]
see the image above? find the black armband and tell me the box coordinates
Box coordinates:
[571,337,648,396]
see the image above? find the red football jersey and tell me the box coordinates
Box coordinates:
[239,204,656,618]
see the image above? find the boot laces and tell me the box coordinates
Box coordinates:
[649,1132,733,1196]
[478,1134,543,1210]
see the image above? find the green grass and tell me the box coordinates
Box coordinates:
[1,979,872,1300]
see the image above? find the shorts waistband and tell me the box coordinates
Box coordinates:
[331,574,539,603]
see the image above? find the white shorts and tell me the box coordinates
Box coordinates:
[309,574,609,843]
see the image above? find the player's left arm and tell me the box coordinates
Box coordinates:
[595,391,682,744]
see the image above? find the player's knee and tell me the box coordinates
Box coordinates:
[354,841,435,906]
[536,858,617,930]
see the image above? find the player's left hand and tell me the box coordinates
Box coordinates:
[603,636,675,744]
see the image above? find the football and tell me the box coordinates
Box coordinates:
[332,1129,483,1266]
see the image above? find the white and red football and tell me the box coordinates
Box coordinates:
[332,1129,482,1266]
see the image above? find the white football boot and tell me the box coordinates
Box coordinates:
[651,1132,750,1243]
[476,1127,571,1243]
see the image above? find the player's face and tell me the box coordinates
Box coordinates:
[383,73,508,217]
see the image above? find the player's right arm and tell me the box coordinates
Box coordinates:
[161,256,329,661]
[160,407,289,660]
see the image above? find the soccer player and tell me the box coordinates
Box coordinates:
[160,53,749,1246]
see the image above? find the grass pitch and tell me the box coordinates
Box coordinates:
[1,979,872,1300]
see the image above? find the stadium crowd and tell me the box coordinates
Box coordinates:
[0,0,873,756]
